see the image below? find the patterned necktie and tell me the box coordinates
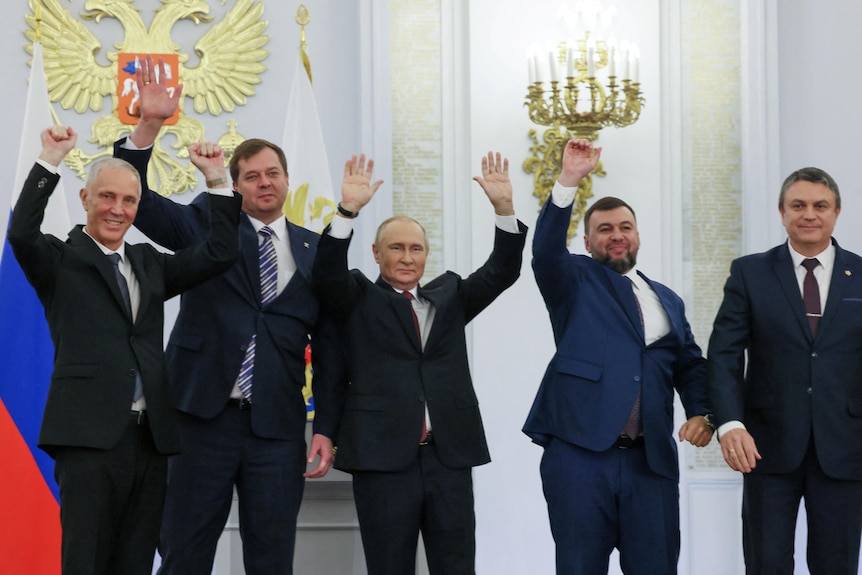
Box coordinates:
[621,278,643,439]
[402,290,428,443]
[802,258,822,338]
[108,253,143,402]
[236,227,279,401]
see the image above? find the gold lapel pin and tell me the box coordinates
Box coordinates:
[845,270,852,276]
[303,242,310,248]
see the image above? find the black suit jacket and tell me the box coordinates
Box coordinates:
[7,163,241,456]
[115,139,343,441]
[708,240,862,480]
[312,221,527,472]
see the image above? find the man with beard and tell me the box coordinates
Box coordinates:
[523,139,714,575]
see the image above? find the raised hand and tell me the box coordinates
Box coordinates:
[38,125,77,167]
[559,139,602,187]
[129,54,185,148]
[188,142,227,183]
[473,151,515,216]
[137,54,184,123]
[340,154,384,215]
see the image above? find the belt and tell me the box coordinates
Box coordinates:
[419,431,434,446]
[227,397,252,410]
[130,409,147,426]
[615,435,644,449]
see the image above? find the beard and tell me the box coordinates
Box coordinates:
[599,252,636,274]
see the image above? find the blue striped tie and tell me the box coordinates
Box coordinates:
[236,226,279,401]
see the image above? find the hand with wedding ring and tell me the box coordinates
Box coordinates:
[719,427,761,473]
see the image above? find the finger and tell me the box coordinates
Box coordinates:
[156,57,166,85]
[344,155,357,177]
[481,155,489,174]
[495,152,502,172]
[365,158,375,180]
[502,157,509,175]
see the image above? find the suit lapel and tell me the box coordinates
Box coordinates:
[69,228,134,322]
[376,277,422,351]
[773,245,812,340]
[819,243,853,336]
[603,266,642,338]
[239,216,262,302]
[126,246,151,324]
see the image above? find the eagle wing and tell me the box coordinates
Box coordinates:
[182,0,269,116]
[24,0,114,113]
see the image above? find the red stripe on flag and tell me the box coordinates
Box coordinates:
[0,399,61,571]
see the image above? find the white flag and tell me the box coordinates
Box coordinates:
[11,42,69,240]
[281,52,335,233]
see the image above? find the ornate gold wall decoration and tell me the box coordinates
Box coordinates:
[23,0,269,197]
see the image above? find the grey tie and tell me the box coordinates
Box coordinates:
[108,253,143,402]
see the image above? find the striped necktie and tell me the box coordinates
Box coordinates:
[236,226,279,401]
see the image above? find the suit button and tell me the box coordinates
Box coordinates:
[129,336,136,344]
[129,369,137,377]
[807,387,813,394]
[37,177,47,189]
[811,352,818,358]
[240,344,247,352]
[633,376,641,382]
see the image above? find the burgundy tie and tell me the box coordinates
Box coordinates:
[402,291,428,443]
[621,280,643,439]
[802,258,821,338]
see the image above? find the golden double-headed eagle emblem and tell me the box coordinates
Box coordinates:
[24,0,270,197]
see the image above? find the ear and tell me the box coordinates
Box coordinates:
[583,234,591,253]
[79,187,88,209]
[372,243,380,263]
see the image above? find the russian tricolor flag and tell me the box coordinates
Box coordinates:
[0,42,65,571]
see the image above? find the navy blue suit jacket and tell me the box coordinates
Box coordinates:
[115,139,343,441]
[707,240,862,480]
[523,199,708,481]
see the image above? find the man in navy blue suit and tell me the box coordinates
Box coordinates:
[708,166,862,574]
[524,139,714,575]
[112,55,344,575]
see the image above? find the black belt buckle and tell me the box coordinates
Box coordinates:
[228,397,252,410]
[419,431,434,446]
[615,435,643,449]
[130,409,147,426]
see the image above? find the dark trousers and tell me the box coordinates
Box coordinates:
[157,407,307,575]
[540,437,680,575]
[352,443,476,575]
[54,413,167,575]
[742,440,862,575]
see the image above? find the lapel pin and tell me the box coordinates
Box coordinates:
[303,242,309,248]
[846,270,852,277]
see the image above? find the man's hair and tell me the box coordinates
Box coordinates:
[228,138,288,182]
[374,216,429,251]
[778,167,841,210]
[85,157,141,195]
[584,196,637,232]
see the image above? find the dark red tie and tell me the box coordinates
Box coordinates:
[621,280,643,439]
[802,258,821,337]
[402,291,428,443]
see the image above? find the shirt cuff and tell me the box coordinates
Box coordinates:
[36,159,59,174]
[122,138,151,151]
[551,180,577,208]
[495,214,520,234]
[328,214,354,239]
[717,420,746,439]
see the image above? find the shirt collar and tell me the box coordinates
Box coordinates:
[82,227,127,261]
[247,214,288,241]
[787,241,835,272]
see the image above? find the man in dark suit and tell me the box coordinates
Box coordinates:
[708,166,862,574]
[311,150,526,575]
[7,125,240,575]
[523,139,714,575]
[113,55,344,575]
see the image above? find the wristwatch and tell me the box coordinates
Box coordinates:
[702,413,716,432]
